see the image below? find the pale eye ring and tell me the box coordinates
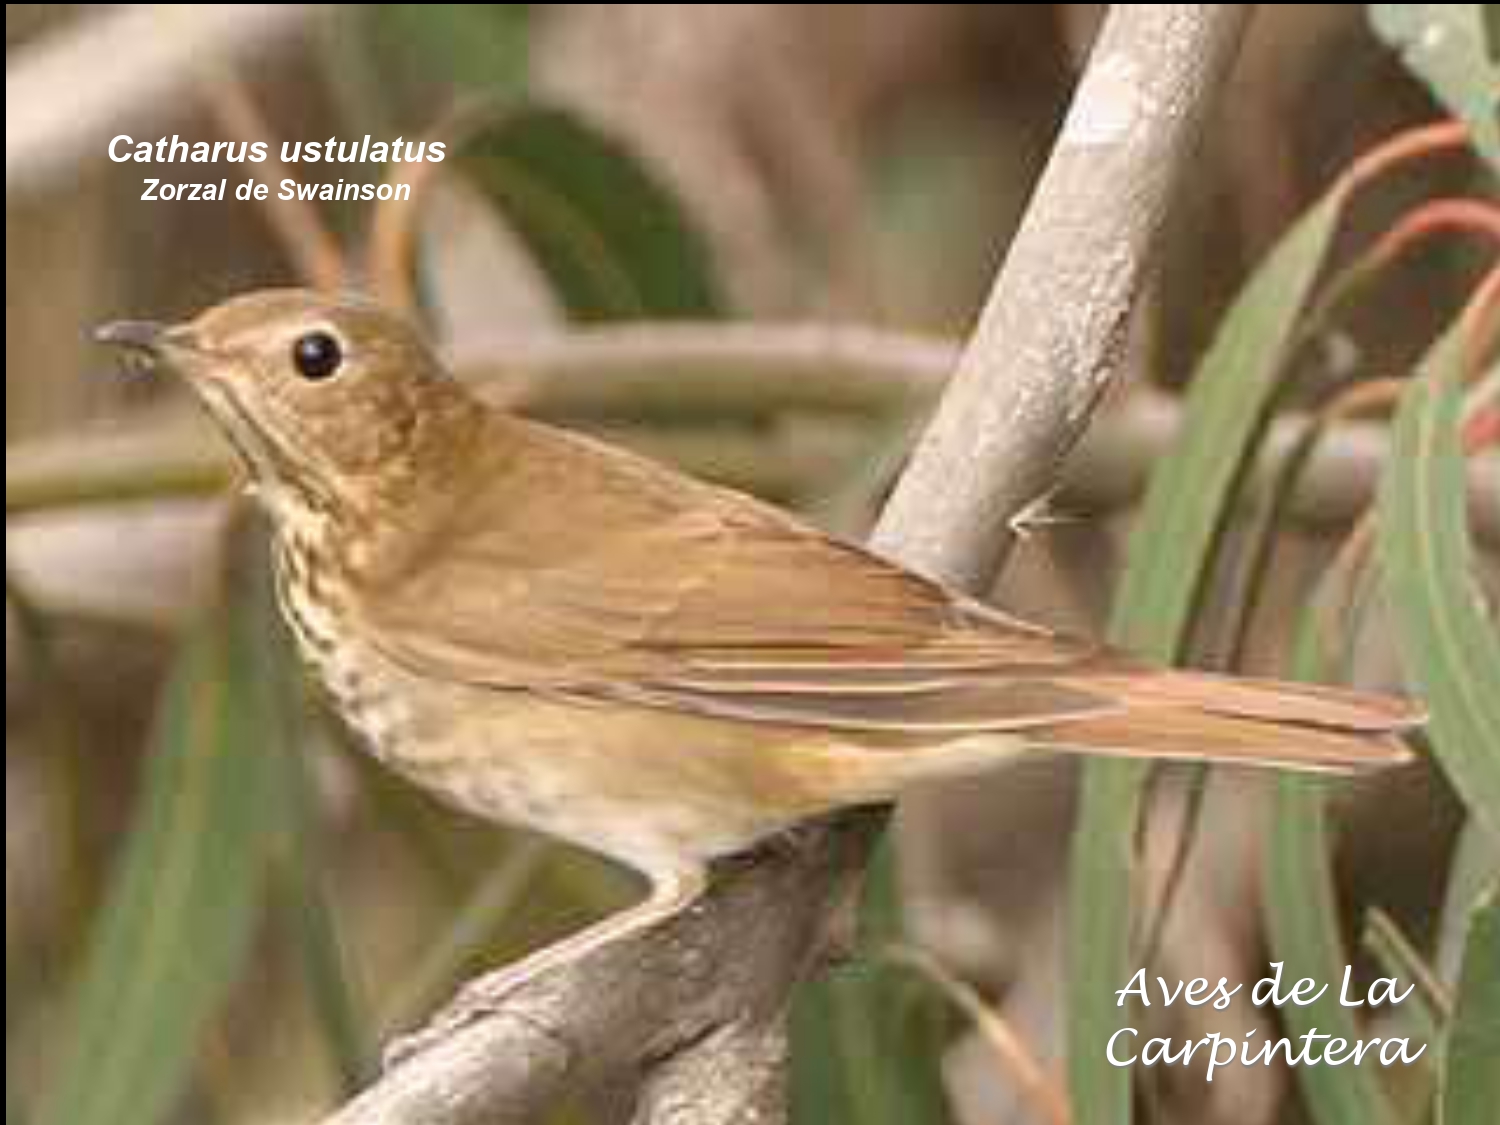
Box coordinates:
[292,331,343,381]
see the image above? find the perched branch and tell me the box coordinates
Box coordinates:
[312,7,1255,1125]
[322,821,878,1125]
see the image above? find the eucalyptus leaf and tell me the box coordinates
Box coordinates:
[790,837,954,1125]
[1068,189,1349,1125]
[1379,336,1500,836]
[244,546,373,1092]
[1437,820,1500,984]
[457,103,726,320]
[35,592,284,1125]
[1264,626,1399,1125]
[365,4,530,97]
[1370,4,1500,172]
[1441,887,1500,1125]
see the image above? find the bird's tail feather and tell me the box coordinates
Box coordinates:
[1025,706,1412,772]
[1094,669,1421,734]
[1036,668,1418,771]
[876,670,1419,786]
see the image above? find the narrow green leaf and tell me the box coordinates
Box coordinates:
[1265,782,1401,1125]
[248,560,373,1092]
[1379,341,1500,836]
[1437,819,1500,984]
[35,593,282,1125]
[457,104,726,320]
[791,965,954,1125]
[1108,193,1345,653]
[1068,190,1348,1125]
[1370,5,1500,172]
[1441,887,1500,1125]
[273,856,371,1092]
[1264,625,1399,1125]
[1264,316,1492,1125]
[790,838,954,1125]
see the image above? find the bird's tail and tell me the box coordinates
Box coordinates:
[865,670,1421,789]
[1020,670,1419,772]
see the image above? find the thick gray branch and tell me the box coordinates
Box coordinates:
[323,822,875,1125]
[871,5,1254,586]
[316,6,1253,1123]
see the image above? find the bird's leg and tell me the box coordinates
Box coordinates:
[383,864,708,1069]
[453,865,709,1002]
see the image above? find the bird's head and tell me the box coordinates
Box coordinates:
[98,289,476,519]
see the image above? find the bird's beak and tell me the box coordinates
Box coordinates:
[94,319,167,352]
[94,320,202,378]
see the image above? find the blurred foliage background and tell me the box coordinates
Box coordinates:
[5,6,1497,1124]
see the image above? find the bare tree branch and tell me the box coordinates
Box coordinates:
[312,7,1255,1123]
[322,821,876,1125]
[465,321,952,415]
[871,6,1253,585]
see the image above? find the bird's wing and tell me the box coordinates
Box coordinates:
[356,422,1419,756]
[355,424,1128,734]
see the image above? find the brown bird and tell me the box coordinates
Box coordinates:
[98,290,1419,995]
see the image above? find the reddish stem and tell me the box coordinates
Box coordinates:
[1364,199,1500,272]
[1339,120,1471,197]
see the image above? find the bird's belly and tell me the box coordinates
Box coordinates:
[352,671,839,876]
[280,588,846,875]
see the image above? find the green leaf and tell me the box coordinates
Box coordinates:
[1067,189,1349,1125]
[1263,316,1492,1125]
[457,103,726,320]
[790,838,954,1125]
[1441,887,1500,1125]
[1265,785,1401,1125]
[243,549,373,1092]
[366,4,530,97]
[1066,756,1149,1125]
[1264,626,1399,1125]
[1370,4,1500,172]
[1379,341,1500,836]
[1108,192,1346,654]
[791,965,954,1125]
[1437,819,1500,983]
[35,592,284,1125]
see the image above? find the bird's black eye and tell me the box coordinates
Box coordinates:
[292,331,343,381]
